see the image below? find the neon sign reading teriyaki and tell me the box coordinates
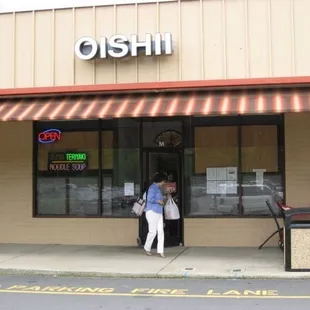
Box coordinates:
[66,153,87,161]
[48,152,88,173]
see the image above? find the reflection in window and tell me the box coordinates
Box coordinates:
[185,126,239,216]
[102,131,113,170]
[241,173,282,216]
[241,125,282,215]
[37,178,66,215]
[37,131,99,216]
[101,119,141,217]
[36,120,141,218]
[102,175,113,215]
[185,122,283,217]
[101,149,140,217]
[68,176,99,216]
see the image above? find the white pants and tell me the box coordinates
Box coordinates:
[144,210,164,254]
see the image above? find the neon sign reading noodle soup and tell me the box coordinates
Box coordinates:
[38,129,62,144]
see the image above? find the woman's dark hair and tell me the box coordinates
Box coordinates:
[153,172,167,183]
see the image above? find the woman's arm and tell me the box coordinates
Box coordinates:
[147,186,164,205]
[154,188,164,205]
[147,186,157,204]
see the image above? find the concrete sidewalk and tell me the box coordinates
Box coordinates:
[0,244,309,279]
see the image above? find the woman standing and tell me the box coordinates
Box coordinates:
[144,173,167,258]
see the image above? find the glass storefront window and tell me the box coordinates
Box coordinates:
[105,149,140,217]
[241,173,282,216]
[68,176,99,216]
[185,126,239,216]
[35,119,141,218]
[35,115,284,219]
[102,130,113,170]
[241,125,282,216]
[184,116,284,217]
[37,177,66,215]
[37,130,99,216]
[103,119,141,217]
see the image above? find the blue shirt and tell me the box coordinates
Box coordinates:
[145,183,164,214]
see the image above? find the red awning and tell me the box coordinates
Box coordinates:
[0,89,308,121]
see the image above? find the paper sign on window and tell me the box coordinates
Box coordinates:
[253,169,266,186]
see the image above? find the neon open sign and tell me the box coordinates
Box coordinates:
[38,129,62,144]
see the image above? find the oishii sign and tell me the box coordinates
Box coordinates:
[74,33,173,60]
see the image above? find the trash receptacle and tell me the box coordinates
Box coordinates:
[284,208,310,272]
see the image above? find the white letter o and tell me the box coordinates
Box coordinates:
[75,37,98,60]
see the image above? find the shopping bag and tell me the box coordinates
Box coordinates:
[131,191,147,216]
[164,197,180,220]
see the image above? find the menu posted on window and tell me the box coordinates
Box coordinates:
[124,182,135,196]
[226,181,237,194]
[206,181,217,194]
[206,168,217,180]
[206,166,238,194]
[227,167,237,181]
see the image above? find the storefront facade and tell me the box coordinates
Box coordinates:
[1,0,310,247]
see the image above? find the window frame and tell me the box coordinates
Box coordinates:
[33,119,137,219]
[185,114,285,218]
[33,114,285,219]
